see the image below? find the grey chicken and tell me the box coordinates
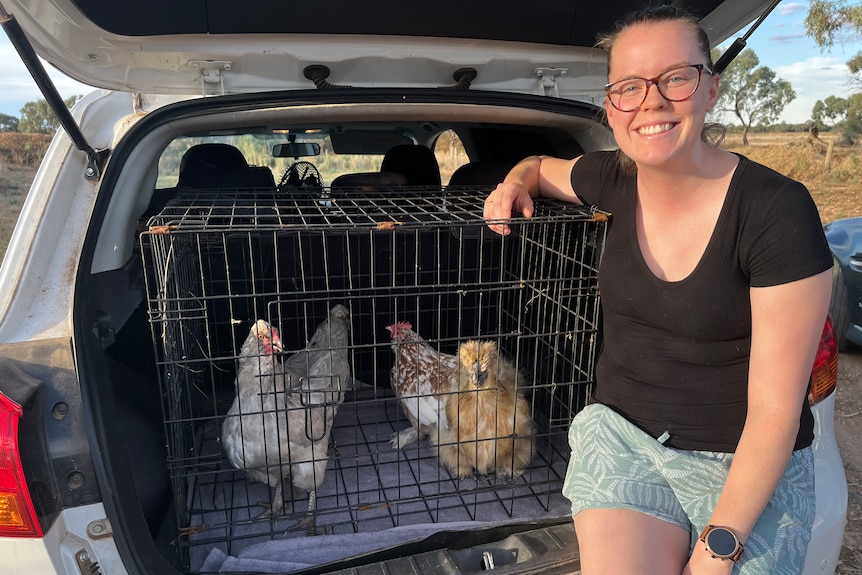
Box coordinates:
[221,305,351,529]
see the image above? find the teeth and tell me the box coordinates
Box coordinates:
[638,123,674,135]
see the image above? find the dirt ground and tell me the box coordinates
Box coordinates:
[835,346,862,574]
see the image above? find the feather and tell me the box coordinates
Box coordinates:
[221,305,351,529]
[386,321,458,448]
[435,340,535,479]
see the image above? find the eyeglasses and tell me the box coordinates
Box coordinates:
[604,64,713,112]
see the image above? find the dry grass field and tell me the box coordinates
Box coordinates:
[724,131,862,223]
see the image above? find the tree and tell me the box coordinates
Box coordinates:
[0,113,19,133]
[847,52,862,89]
[812,95,849,127]
[714,49,796,145]
[805,0,862,49]
[18,95,82,134]
[843,92,862,143]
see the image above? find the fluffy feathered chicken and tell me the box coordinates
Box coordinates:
[435,340,535,479]
[386,321,459,449]
[221,305,351,527]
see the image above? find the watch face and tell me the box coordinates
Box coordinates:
[706,528,738,557]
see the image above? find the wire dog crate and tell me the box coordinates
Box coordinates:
[140,185,608,571]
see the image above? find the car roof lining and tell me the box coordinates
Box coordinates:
[68,0,725,45]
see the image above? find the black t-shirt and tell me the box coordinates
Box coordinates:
[571,151,832,452]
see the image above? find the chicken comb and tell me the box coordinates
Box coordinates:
[387,321,412,337]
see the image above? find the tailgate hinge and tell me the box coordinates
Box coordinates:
[534,67,567,98]
[189,60,233,96]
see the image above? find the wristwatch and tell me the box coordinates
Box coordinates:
[699,525,744,562]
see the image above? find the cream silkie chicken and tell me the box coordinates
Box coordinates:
[221,305,351,528]
[435,340,535,479]
[386,321,458,449]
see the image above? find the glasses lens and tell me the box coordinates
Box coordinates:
[607,79,647,112]
[658,66,701,102]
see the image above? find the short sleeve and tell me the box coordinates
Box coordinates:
[569,150,632,209]
[739,167,832,287]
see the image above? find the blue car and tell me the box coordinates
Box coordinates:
[825,216,862,351]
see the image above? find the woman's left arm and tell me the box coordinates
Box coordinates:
[686,269,832,574]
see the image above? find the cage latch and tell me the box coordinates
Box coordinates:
[482,551,496,570]
[534,67,567,97]
[189,60,232,96]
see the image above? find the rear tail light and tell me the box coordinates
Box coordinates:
[0,392,42,537]
[809,316,839,406]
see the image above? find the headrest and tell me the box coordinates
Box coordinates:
[177,143,275,189]
[448,161,516,187]
[330,171,408,192]
[179,143,249,172]
[380,145,441,187]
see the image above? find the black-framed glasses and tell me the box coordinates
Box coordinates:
[604,64,713,112]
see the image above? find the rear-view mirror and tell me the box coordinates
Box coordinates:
[272,142,321,158]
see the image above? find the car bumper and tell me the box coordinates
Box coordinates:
[804,392,847,575]
[0,503,128,575]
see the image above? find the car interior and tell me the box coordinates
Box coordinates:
[78,96,619,572]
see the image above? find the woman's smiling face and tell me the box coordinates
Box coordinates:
[605,19,720,171]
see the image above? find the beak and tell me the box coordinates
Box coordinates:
[471,361,487,388]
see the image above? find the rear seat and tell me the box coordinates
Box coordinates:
[447,160,515,187]
[143,143,276,220]
[329,171,407,195]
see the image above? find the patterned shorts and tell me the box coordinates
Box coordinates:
[562,403,815,575]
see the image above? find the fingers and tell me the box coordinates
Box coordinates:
[483,183,534,236]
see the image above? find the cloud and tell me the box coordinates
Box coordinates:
[774,55,855,122]
[0,40,93,116]
[778,3,807,17]
[769,32,807,44]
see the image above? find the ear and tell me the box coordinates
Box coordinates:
[605,97,617,129]
[705,72,720,113]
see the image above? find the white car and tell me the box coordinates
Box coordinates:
[0,0,846,573]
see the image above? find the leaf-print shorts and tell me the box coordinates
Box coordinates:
[562,403,815,574]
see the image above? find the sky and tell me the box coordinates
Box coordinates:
[0,1,860,126]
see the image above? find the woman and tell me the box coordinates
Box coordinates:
[483,6,832,575]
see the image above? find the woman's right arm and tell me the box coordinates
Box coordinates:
[483,155,582,235]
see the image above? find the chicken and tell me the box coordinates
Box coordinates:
[221,305,351,529]
[386,321,459,449]
[435,340,535,479]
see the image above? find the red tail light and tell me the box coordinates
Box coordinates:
[0,392,42,537]
[809,316,839,406]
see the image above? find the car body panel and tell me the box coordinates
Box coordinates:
[825,216,862,348]
[4,0,774,98]
[804,392,848,574]
[0,503,130,575]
